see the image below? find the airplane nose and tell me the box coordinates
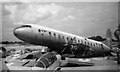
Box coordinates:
[13,28,19,36]
[13,27,33,41]
[13,27,26,37]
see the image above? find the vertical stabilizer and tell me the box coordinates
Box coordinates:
[105,28,112,49]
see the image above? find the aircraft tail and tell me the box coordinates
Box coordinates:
[105,28,112,49]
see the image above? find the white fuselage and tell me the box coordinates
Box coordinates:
[13,24,111,57]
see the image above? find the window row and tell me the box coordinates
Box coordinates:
[49,31,102,47]
[38,29,102,47]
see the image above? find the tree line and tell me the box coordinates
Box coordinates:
[88,35,118,42]
[0,41,30,45]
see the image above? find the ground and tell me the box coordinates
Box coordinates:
[0,44,120,72]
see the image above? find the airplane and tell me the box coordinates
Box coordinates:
[13,24,113,58]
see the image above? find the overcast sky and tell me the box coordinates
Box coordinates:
[1,2,118,41]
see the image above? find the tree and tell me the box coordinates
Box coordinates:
[88,35,105,41]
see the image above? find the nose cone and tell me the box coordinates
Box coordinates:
[13,27,34,43]
[13,28,19,37]
[13,27,28,39]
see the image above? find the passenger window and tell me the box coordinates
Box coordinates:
[38,29,40,32]
[85,42,86,44]
[44,30,47,32]
[62,36,64,39]
[49,32,51,35]
[91,43,92,46]
[58,35,61,38]
[54,33,56,36]
[88,42,89,45]
[67,37,69,40]
[101,44,104,50]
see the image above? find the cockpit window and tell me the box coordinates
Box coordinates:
[20,25,31,28]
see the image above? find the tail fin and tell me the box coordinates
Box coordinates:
[105,28,112,49]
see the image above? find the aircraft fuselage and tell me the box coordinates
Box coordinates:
[13,24,111,57]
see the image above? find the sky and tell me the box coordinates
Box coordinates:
[1,1,118,41]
